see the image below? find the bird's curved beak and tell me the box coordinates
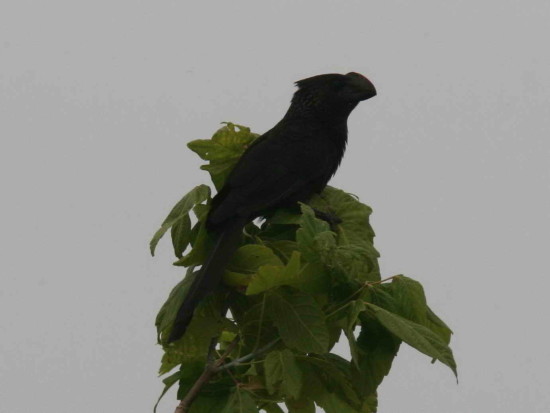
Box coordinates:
[346,72,377,101]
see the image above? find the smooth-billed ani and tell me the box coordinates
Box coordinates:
[168,72,376,342]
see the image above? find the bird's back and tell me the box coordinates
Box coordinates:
[206,117,348,231]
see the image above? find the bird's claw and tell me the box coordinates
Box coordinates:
[313,208,342,231]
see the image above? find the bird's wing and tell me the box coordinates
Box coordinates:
[208,127,326,227]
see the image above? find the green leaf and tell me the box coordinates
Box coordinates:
[246,251,300,295]
[264,349,303,399]
[156,272,226,370]
[425,306,453,345]
[175,360,206,400]
[285,398,316,413]
[153,370,181,413]
[150,184,211,256]
[239,298,280,350]
[268,209,302,225]
[299,357,361,413]
[155,269,196,344]
[267,289,329,354]
[262,404,285,413]
[315,392,361,413]
[189,395,231,413]
[367,284,399,314]
[266,240,300,262]
[193,203,210,221]
[296,204,336,262]
[345,300,367,332]
[343,300,366,367]
[221,387,258,413]
[363,394,378,413]
[188,123,259,189]
[293,261,331,294]
[222,271,251,287]
[309,187,380,282]
[229,244,283,273]
[171,214,192,258]
[353,318,401,397]
[310,186,376,248]
[159,310,224,371]
[307,354,362,409]
[389,276,428,325]
[173,221,211,267]
[365,303,457,377]
[330,244,380,283]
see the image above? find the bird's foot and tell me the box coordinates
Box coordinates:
[312,208,342,231]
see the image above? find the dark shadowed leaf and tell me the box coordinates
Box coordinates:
[315,392,361,413]
[363,394,378,413]
[240,299,278,349]
[156,271,226,371]
[296,204,335,262]
[189,395,231,413]
[300,355,362,410]
[262,404,285,413]
[285,398,316,413]
[221,387,259,413]
[353,318,401,396]
[171,214,192,258]
[269,209,302,225]
[155,269,196,344]
[264,349,303,399]
[365,303,457,377]
[267,289,329,354]
[266,240,300,262]
[173,221,212,267]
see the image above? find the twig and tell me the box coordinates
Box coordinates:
[174,337,239,413]
[216,338,280,372]
[173,337,280,413]
[324,274,401,316]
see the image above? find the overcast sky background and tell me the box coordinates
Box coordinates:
[1,1,549,412]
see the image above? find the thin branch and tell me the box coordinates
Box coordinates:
[216,338,280,372]
[174,337,239,413]
[325,300,354,320]
[173,337,280,413]
[325,274,401,316]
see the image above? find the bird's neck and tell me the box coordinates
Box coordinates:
[282,104,352,126]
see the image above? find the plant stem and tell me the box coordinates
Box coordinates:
[173,337,280,412]
[174,337,239,413]
[217,338,280,372]
[324,274,401,316]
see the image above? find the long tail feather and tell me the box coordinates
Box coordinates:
[167,219,244,342]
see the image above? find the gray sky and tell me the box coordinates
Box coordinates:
[1,1,549,412]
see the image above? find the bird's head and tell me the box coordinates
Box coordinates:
[290,72,376,119]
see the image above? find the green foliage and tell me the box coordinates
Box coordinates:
[150,184,211,257]
[187,122,259,190]
[150,123,457,412]
[267,289,330,354]
[264,349,303,399]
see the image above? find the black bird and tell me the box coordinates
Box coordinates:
[168,72,376,342]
